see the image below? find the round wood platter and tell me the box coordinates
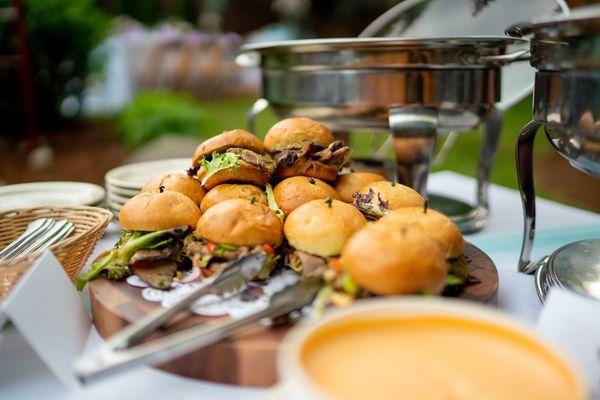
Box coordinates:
[89,242,498,387]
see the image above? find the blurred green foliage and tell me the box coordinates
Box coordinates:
[117,91,215,149]
[20,0,109,124]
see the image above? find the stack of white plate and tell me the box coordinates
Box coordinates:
[0,181,106,212]
[105,158,191,217]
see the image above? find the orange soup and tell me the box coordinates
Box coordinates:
[301,315,583,400]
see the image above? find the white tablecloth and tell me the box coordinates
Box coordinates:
[2,171,599,400]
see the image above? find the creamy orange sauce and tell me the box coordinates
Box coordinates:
[301,316,582,400]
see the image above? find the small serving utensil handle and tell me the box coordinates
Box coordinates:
[75,278,321,385]
[106,252,267,351]
[76,295,295,384]
[106,282,215,351]
[516,120,541,274]
[76,306,274,384]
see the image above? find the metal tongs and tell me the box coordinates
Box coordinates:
[74,252,321,383]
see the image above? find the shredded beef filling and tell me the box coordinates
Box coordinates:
[225,148,276,176]
[285,249,329,277]
[131,260,178,289]
[182,233,253,277]
[273,141,352,169]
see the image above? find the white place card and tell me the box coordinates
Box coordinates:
[536,288,600,398]
[0,251,91,390]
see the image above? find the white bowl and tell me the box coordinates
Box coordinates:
[278,297,586,400]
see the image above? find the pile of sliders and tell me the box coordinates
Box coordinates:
[77,117,471,308]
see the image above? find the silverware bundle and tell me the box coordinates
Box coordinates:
[0,218,75,263]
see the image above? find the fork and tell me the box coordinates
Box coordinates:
[0,218,55,261]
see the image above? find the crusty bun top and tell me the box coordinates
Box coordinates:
[356,180,425,210]
[200,183,267,213]
[193,129,266,165]
[274,176,340,215]
[341,222,447,296]
[142,173,206,206]
[120,190,201,231]
[196,198,283,247]
[335,172,385,203]
[264,118,334,152]
[284,199,366,257]
[378,207,464,259]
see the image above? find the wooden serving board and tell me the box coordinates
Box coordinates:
[89,242,498,387]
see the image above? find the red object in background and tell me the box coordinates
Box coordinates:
[0,0,40,148]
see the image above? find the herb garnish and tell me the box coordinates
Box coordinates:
[308,178,316,184]
[353,189,389,219]
[325,197,333,208]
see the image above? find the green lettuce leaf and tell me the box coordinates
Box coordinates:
[76,230,175,291]
[200,152,242,185]
[265,183,284,222]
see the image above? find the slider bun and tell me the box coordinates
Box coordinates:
[341,223,447,295]
[196,199,283,247]
[284,199,366,257]
[335,172,385,203]
[277,159,339,182]
[274,176,340,215]
[192,129,266,165]
[197,162,270,190]
[264,118,334,152]
[355,180,425,210]
[142,173,206,206]
[378,207,464,259]
[120,190,201,231]
[200,184,267,213]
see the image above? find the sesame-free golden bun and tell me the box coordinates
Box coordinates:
[200,184,267,213]
[378,207,464,259]
[192,129,266,166]
[119,190,201,231]
[264,118,334,152]
[355,180,425,210]
[277,157,339,182]
[341,222,447,295]
[274,176,340,215]
[284,199,366,257]
[197,163,269,191]
[196,199,283,247]
[142,173,206,206]
[335,172,385,203]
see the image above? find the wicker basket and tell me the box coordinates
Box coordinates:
[0,206,113,300]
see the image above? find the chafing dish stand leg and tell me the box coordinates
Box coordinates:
[246,98,270,133]
[388,107,437,195]
[452,105,504,233]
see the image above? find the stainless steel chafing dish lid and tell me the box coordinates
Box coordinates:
[506,5,600,71]
[241,36,526,70]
